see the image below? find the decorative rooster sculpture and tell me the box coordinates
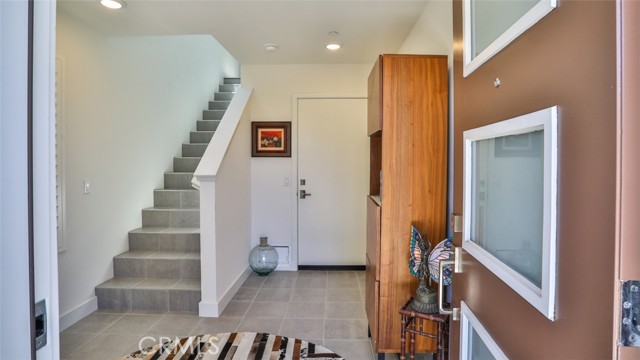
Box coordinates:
[408,225,453,313]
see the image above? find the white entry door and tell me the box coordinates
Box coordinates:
[297,97,368,265]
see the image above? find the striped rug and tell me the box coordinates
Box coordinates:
[118,332,345,360]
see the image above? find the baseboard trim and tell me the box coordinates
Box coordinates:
[199,266,251,318]
[298,265,366,271]
[217,266,251,312]
[59,296,98,331]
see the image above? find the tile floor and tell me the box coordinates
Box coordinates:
[61,270,429,360]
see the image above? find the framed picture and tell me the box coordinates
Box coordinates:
[251,122,291,157]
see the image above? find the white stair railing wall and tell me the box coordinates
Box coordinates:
[192,87,254,317]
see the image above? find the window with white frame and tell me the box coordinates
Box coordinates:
[463,106,558,320]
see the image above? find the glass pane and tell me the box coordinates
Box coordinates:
[471,0,539,57]
[470,130,543,287]
[468,326,496,360]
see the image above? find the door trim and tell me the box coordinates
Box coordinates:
[290,93,366,270]
[460,301,509,360]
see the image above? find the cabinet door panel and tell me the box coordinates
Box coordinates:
[366,255,379,350]
[366,196,381,280]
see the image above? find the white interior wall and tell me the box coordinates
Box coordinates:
[242,64,370,267]
[215,106,252,304]
[398,0,453,56]
[56,10,239,321]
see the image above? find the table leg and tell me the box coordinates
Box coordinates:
[400,314,407,360]
[409,318,416,360]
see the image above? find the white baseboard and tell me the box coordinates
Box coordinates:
[198,301,220,318]
[59,296,98,331]
[199,266,251,318]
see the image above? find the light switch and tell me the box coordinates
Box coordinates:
[284,177,290,187]
[83,180,91,194]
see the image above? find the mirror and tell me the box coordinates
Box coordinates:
[463,0,557,77]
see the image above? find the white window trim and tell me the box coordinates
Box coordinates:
[463,106,558,320]
[463,0,557,77]
[461,301,509,360]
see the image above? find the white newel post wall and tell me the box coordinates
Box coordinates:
[197,176,218,316]
[193,87,253,317]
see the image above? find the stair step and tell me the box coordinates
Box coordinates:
[182,143,208,157]
[190,131,215,144]
[203,109,225,120]
[209,101,230,110]
[223,77,241,85]
[163,172,194,190]
[214,92,234,101]
[142,207,199,228]
[113,250,200,279]
[196,120,221,132]
[95,277,200,312]
[218,84,237,93]
[173,157,201,173]
[154,189,199,209]
[129,227,200,251]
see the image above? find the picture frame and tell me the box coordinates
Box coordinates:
[251,121,291,157]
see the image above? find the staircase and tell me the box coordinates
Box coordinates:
[95,77,240,313]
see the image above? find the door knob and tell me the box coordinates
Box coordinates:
[299,190,312,199]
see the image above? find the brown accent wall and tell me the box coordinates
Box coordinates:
[617,0,640,358]
[451,0,617,358]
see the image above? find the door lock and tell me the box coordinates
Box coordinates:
[299,190,312,199]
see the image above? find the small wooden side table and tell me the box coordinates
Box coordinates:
[399,297,450,360]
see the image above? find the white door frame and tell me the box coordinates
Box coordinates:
[1,0,59,358]
[290,93,366,270]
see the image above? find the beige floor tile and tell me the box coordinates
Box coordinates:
[326,288,362,302]
[245,302,287,318]
[324,339,374,360]
[236,318,283,334]
[324,319,368,340]
[220,301,251,317]
[64,313,124,333]
[291,287,326,302]
[279,319,325,340]
[146,315,200,338]
[231,287,259,302]
[189,317,241,335]
[69,333,140,360]
[103,314,163,335]
[59,331,98,359]
[254,287,293,302]
[285,302,326,319]
[325,302,366,319]
[262,276,297,288]
[294,277,327,289]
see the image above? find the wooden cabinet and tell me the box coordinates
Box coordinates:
[365,54,448,354]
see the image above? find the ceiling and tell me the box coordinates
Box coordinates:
[57,0,430,65]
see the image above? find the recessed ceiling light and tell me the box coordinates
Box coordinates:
[100,0,126,9]
[326,43,341,51]
[264,43,279,52]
